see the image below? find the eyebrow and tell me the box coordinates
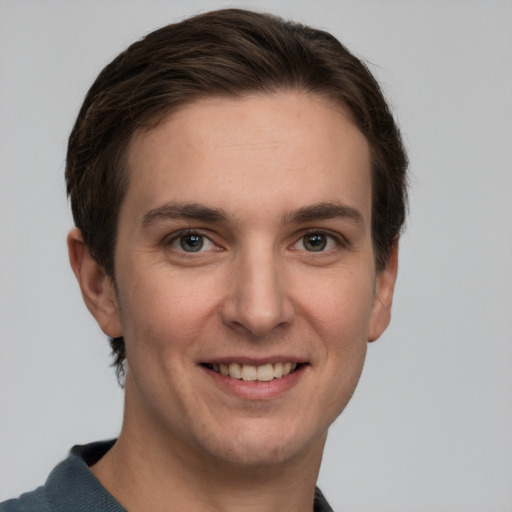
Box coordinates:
[141,200,364,229]
[282,202,365,228]
[141,202,228,226]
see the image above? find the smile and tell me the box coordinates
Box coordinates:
[203,362,300,381]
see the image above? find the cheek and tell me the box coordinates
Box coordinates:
[118,270,219,354]
[311,278,372,410]
[299,266,375,342]
[298,266,374,406]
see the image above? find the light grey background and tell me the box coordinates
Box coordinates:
[1,1,511,510]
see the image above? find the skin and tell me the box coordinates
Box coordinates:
[68,91,398,512]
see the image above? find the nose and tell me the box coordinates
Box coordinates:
[221,249,294,338]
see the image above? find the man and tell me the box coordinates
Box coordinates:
[1,8,407,512]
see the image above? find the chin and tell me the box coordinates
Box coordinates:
[193,418,327,469]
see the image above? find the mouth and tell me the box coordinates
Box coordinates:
[201,362,304,382]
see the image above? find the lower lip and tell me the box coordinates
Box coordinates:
[202,365,307,400]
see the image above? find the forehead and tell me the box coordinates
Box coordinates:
[123,91,372,223]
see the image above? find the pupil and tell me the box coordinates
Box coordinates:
[305,233,326,251]
[180,234,203,252]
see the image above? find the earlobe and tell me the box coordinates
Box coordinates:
[67,228,123,338]
[368,239,399,342]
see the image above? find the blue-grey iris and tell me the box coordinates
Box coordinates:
[180,234,204,252]
[304,233,327,251]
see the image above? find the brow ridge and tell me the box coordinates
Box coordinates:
[142,202,228,226]
[283,202,364,227]
[141,200,364,229]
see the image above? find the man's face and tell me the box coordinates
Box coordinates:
[105,91,395,467]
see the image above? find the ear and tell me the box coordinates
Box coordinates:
[67,228,123,338]
[368,239,399,342]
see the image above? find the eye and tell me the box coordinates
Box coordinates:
[300,231,338,252]
[169,231,217,253]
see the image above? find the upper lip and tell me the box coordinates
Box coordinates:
[200,356,307,366]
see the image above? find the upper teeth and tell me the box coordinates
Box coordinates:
[211,362,298,381]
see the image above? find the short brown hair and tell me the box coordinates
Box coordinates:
[66,8,408,378]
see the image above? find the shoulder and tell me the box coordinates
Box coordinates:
[314,487,334,512]
[0,440,122,512]
[0,486,52,512]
